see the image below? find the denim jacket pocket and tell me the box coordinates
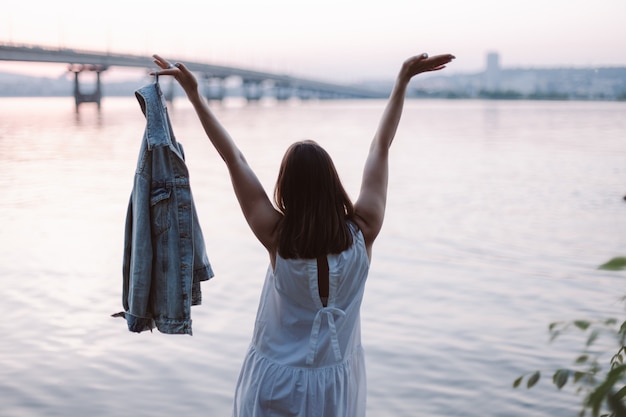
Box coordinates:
[150,185,171,236]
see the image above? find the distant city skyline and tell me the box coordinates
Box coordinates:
[2,0,626,82]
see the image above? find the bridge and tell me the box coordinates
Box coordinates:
[0,43,385,109]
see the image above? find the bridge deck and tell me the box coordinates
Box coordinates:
[0,43,385,99]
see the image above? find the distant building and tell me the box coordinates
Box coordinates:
[484,52,501,92]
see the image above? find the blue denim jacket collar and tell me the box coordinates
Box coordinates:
[135,81,185,165]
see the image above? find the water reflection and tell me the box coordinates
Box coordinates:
[0,97,625,417]
[73,103,103,127]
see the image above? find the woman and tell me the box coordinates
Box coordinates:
[153,51,455,417]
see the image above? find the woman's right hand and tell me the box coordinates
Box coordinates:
[399,53,456,81]
[152,54,199,98]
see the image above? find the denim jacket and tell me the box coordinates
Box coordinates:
[115,80,214,335]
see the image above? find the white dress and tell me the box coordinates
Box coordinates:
[233,223,370,417]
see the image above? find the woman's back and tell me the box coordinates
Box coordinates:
[254,222,369,367]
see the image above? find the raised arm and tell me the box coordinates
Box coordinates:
[153,55,281,252]
[353,53,455,253]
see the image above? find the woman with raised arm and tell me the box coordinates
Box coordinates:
[153,51,454,417]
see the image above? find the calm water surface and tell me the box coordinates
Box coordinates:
[0,95,625,417]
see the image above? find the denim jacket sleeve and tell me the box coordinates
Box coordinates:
[122,162,159,332]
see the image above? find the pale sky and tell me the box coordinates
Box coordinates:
[2,0,625,82]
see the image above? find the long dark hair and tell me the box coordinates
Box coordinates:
[274,140,354,259]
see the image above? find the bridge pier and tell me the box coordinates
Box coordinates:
[163,77,175,103]
[242,79,263,102]
[274,83,292,101]
[203,75,226,101]
[69,64,107,111]
[295,88,313,100]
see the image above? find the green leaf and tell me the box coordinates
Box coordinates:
[513,375,523,388]
[574,371,586,383]
[527,371,541,388]
[553,369,570,389]
[574,320,591,331]
[598,257,626,271]
[576,355,590,364]
[605,318,618,326]
[586,365,626,417]
[615,385,626,400]
[587,329,600,347]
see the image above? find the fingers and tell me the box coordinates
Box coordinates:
[410,52,453,68]
[426,54,455,63]
[151,54,185,77]
[152,54,171,69]
[151,54,179,71]
[174,62,189,74]
[424,65,447,73]
[423,54,455,70]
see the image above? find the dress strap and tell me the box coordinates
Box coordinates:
[306,306,346,366]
